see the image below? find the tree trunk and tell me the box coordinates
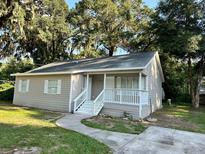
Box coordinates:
[191,87,200,108]
[109,46,115,56]
[189,55,205,109]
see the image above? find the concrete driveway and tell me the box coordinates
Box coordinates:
[119,126,205,154]
[56,114,205,154]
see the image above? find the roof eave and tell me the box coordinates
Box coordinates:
[11,67,146,77]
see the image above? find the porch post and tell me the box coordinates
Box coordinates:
[86,74,89,99]
[104,74,106,101]
[139,72,142,118]
[104,74,106,89]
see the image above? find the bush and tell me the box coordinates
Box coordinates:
[173,93,191,104]
[0,87,14,101]
[0,58,34,81]
[0,82,14,101]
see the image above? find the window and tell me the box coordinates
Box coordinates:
[115,76,139,89]
[18,80,29,93]
[44,80,61,94]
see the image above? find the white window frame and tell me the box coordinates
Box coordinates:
[44,80,61,95]
[18,80,29,93]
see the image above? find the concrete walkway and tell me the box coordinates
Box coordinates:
[56,114,205,154]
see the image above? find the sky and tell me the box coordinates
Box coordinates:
[66,0,160,9]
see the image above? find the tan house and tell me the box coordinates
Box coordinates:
[12,52,164,119]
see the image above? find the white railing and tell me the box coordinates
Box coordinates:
[73,89,87,112]
[93,90,104,115]
[104,88,148,105]
[140,90,149,105]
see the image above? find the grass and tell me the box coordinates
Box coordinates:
[0,104,111,154]
[81,116,147,134]
[150,103,205,134]
[82,103,205,134]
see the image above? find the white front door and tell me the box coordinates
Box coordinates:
[87,77,92,100]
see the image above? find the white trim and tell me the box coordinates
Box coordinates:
[69,75,73,112]
[104,74,106,89]
[26,80,30,92]
[146,75,148,91]
[57,80,61,94]
[144,52,164,82]
[86,74,89,100]
[155,53,165,82]
[44,80,48,94]
[18,80,22,92]
[139,72,142,118]
[11,67,146,77]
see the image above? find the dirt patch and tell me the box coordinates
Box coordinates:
[47,144,70,153]
[0,147,41,154]
[145,113,200,131]
[83,115,147,134]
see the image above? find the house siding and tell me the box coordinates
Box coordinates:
[101,55,163,119]
[101,103,151,119]
[101,103,140,118]
[143,55,163,113]
[91,75,104,100]
[13,75,71,112]
[70,74,85,111]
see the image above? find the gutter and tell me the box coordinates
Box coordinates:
[11,67,146,77]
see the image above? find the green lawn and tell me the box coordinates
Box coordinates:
[82,104,205,134]
[0,104,111,154]
[150,104,205,133]
[81,116,147,134]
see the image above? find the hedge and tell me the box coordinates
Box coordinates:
[0,82,14,101]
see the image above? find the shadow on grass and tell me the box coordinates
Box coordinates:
[151,104,205,134]
[0,104,63,121]
[0,123,111,154]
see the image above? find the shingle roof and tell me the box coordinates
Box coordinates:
[28,52,156,74]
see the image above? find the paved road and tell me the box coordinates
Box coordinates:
[56,114,205,154]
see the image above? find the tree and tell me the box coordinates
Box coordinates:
[0,57,34,81]
[17,0,70,65]
[0,0,26,59]
[153,0,205,108]
[0,0,70,65]
[69,0,152,57]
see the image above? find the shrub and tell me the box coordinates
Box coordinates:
[0,82,14,101]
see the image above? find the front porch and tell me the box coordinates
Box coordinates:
[73,72,149,118]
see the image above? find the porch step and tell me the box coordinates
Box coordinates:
[75,100,95,115]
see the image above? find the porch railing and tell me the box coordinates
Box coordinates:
[104,88,148,105]
[73,89,87,112]
[140,90,149,105]
[200,84,205,93]
[93,89,104,115]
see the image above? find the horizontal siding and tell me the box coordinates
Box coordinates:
[143,55,163,113]
[101,103,150,119]
[13,75,71,112]
[71,74,85,111]
[101,103,140,119]
[141,105,151,118]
